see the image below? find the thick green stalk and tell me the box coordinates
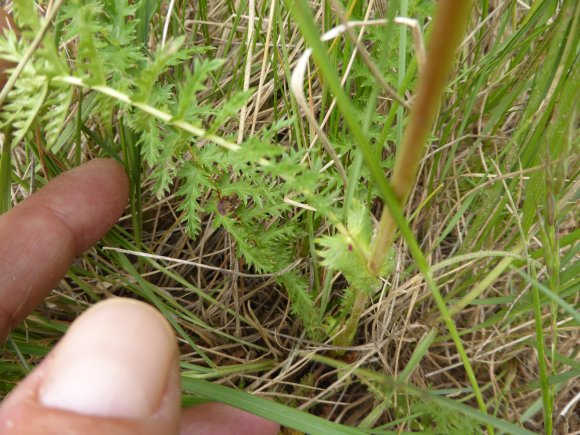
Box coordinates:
[333,290,368,348]
[369,0,474,275]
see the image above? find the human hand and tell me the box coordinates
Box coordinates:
[0,159,279,434]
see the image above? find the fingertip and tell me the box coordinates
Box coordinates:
[68,158,130,216]
[0,298,182,435]
[84,298,176,343]
[38,298,177,419]
[82,158,129,191]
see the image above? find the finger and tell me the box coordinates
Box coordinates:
[0,158,129,341]
[181,403,280,435]
[0,299,181,435]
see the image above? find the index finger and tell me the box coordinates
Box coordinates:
[0,159,129,341]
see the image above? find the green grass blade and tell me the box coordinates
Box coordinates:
[182,377,366,435]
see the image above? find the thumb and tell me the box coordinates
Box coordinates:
[0,299,181,435]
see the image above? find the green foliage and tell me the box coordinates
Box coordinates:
[0,13,68,151]
[175,162,210,239]
[278,272,324,340]
[41,83,74,149]
[12,0,41,34]
[0,76,47,147]
[173,59,224,121]
[318,201,385,295]
[411,400,481,434]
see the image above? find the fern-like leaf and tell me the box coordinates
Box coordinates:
[277,272,324,341]
[317,201,386,294]
[176,162,212,238]
[41,84,74,151]
[0,76,48,147]
[173,58,224,121]
[60,1,107,84]
[12,0,41,33]
[207,89,252,134]
[133,36,188,103]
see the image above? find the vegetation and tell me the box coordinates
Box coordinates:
[0,0,578,433]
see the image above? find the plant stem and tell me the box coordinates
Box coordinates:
[369,0,473,275]
[334,290,368,348]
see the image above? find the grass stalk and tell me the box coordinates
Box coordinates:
[0,127,12,213]
[530,262,552,434]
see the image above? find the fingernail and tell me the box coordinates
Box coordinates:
[39,299,176,418]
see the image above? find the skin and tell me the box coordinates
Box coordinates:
[0,9,279,435]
